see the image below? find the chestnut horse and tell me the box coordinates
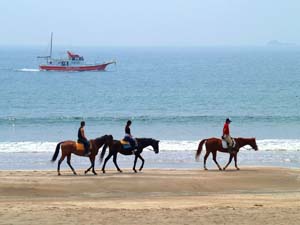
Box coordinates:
[195,137,258,170]
[51,135,113,175]
[100,138,159,173]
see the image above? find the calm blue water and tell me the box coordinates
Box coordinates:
[1,46,300,169]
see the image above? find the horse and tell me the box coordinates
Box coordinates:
[100,138,159,173]
[195,137,258,171]
[51,135,113,176]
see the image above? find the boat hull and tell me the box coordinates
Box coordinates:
[39,62,114,72]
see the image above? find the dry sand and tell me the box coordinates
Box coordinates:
[0,167,300,225]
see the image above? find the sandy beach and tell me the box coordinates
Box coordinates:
[0,167,299,225]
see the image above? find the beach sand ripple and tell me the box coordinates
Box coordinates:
[0,167,300,225]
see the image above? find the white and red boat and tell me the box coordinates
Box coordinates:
[38,33,115,72]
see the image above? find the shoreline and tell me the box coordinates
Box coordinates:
[0,167,300,224]
[1,149,300,170]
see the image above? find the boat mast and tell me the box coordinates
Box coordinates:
[37,32,54,64]
[50,32,53,59]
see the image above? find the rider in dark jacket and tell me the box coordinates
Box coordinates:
[78,121,90,156]
[124,120,137,150]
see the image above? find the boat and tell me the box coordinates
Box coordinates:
[38,33,115,72]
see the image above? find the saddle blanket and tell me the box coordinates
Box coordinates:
[222,139,236,149]
[120,139,131,149]
[76,141,92,151]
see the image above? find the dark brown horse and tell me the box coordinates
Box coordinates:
[100,138,159,173]
[195,137,258,170]
[51,135,113,175]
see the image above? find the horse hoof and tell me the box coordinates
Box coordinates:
[139,169,143,172]
[119,170,123,173]
[223,168,226,171]
[133,170,137,173]
[58,173,61,176]
[74,173,77,175]
[219,168,222,171]
[204,168,208,171]
[236,168,240,170]
[102,170,106,174]
[84,171,88,174]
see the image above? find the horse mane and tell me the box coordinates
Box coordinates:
[94,135,107,145]
[236,137,255,141]
[136,138,154,141]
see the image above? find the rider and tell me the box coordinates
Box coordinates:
[78,121,90,156]
[124,120,137,151]
[223,118,233,153]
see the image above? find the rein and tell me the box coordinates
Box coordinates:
[240,146,253,151]
[145,147,155,152]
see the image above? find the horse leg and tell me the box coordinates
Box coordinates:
[57,154,66,176]
[138,155,145,171]
[133,155,138,173]
[67,154,77,175]
[212,152,222,171]
[91,157,97,175]
[234,153,240,170]
[102,153,113,173]
[203,151,210,170]
[223,154,233,170]
[85,156,93,174]
[113,154,122,173]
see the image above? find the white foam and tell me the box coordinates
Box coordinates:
[0,139,300,153]
[16,68,40,72]
[0,142,56,153]
[160,139,300,152]
[257,139,300,151]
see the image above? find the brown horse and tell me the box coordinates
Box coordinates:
[51,135,113,175]
[195,137,258,170]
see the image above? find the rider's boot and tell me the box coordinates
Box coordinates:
[84,149,91,156]
[132,145,138,154]
[132,148,137,154]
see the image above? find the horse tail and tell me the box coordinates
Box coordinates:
[195,139,207,161]
[51,142,63,162]
[99,144,108,164]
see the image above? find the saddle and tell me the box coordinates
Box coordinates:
[120,139,132,149]
[76,141,92,151]
[221,138,236,149]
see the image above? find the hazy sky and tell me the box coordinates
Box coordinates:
[0,0,299,46]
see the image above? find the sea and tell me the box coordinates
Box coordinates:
[0,46,300,170]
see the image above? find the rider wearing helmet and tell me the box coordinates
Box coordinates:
[223,118,233,153]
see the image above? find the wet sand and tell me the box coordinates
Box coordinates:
[0,167,300,225]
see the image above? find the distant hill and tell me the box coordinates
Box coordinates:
[267,40,297,47]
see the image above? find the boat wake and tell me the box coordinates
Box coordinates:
[16,68,40,72]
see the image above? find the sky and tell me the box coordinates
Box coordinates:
[0,0,299,46]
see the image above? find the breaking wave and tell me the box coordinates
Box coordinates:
[0,139,300,153]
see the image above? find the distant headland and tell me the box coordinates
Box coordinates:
[267,40,297,47]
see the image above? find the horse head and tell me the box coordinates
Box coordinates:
[94,135,113,149]
[236,137,258,151]
[104,134,114,146]
[250,138,258,151]
[151,139,160,154]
